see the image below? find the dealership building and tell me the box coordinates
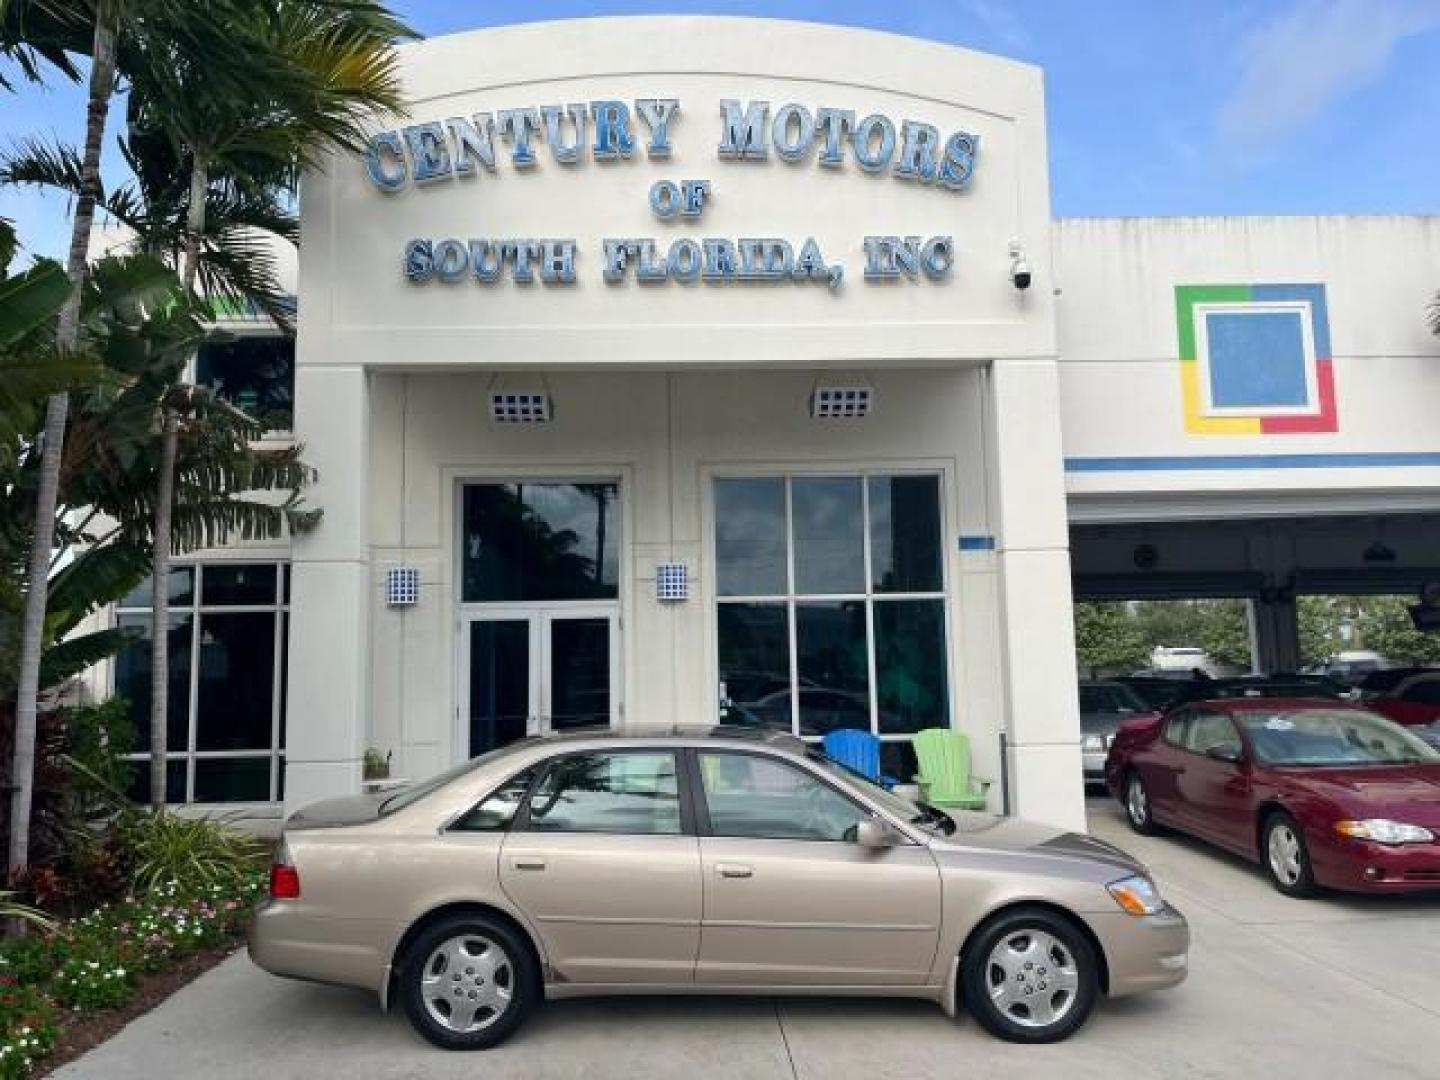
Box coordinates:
[96,17,1440,831]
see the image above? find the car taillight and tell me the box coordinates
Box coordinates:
[270,863,301,899]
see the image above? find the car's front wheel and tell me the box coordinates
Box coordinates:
[1124,771,1161,835]
[1262,811,1318,898]
[960,907,1100,1043]
[399,914,537,1050]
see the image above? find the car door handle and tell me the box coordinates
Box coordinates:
[510,856,547,871]
[715,862,753,879]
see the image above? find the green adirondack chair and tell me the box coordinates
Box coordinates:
[911,728,990,811]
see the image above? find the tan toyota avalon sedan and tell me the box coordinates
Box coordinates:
[249,728,1188,1049]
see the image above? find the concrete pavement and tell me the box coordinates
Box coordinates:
[55,799,1440,1079]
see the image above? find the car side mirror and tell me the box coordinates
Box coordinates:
[854,818,896,850]
[1206,745,1242,764]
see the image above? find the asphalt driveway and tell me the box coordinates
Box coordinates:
[56,798,1440,1079]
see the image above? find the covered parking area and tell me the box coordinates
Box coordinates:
[1068,495,1440,674]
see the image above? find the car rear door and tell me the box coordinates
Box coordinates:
[499,748,701,985]
[688,748,941,987]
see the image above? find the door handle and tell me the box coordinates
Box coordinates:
[716,862,753,879]
[511,856,547,871]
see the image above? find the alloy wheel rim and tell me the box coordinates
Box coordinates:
[421,933,514,1033]
[984,929,1081,1029]
[1128,778,1148,825]
[1268,824,1303,885]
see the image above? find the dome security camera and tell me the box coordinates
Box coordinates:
[1008,240,1032,291]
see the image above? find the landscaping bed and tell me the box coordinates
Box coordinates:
[0,872,265,1078]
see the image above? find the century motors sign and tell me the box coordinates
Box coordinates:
[362,98,979,290]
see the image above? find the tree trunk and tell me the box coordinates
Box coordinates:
[182,156,207,293]
[8,15,118,879]
[149,414,179,811]
[146,158,208,810]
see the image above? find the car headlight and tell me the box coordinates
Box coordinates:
[1107,874,1165,916]
[1334,819,1435,845]
[1082,734,1105,751]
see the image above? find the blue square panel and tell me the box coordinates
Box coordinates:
[1205,310,1308,409]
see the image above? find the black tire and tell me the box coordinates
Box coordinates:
[1261,811,1318,898]
[399,913,538,1050]
[1123,771,1161,836]
[960,906,1100,1043]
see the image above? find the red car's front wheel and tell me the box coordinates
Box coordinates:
[1262,812,1318,898]
[1124,772,1161,836]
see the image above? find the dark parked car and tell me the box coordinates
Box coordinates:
[1366,671,1440,728]
[1105,699,1440,896]
[1114,676,1195,712]
[1078,681,1155,784]
[1162,676,1345,710]
[1355,666,1435,699]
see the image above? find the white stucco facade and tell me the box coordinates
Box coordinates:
[99,17,1440,834]
[281,16,1085,827]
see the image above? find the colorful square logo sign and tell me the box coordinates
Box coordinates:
[1175,284,1335,434]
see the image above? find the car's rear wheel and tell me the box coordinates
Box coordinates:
[1124,771,1160,835]
[1262,811,1318,898]
[400,914,536,1050]
[960,907,1099,1043]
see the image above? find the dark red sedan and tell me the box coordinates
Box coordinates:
[1104,698,1440,897]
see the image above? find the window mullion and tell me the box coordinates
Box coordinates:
[186,580,201,804]
[271,599,283,803]
[861,477,879,736]
[784,477,799,737]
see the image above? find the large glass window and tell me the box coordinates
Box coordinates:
[715,474,951,758]
[114,562,288,803]
[461,483,620,603]
[195,335,295,432]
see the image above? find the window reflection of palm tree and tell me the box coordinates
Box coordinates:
[574,483,612,590]
[465,486,606,600]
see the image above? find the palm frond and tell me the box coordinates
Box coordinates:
[41,624,143,688]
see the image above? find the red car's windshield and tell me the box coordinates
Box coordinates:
[1237,709,1440,767]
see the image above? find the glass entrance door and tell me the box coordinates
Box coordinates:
[464,609,618,757]
[466,617,534,758]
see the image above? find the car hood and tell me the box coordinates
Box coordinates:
[1288,764,1440,827]
[931,812,1146,877]
[285,792,388,830]
[1079,713,1125,736]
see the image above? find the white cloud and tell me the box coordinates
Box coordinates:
[955,0,1031,51]
[1218,0,1440,151]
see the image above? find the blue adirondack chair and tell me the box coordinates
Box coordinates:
[822,729,896,788]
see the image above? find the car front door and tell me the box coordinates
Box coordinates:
[1144,710,1194,827]
[1175,709,1252,852]
[689,749,941,987]
[499,749,700,985]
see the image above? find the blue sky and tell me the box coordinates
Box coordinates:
[4,0,1439,259]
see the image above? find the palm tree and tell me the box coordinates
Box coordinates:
[128,1,409,809]
[3,0,121,876]
[0,0,395,845]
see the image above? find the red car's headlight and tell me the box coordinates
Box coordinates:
[1335,819,1435,845]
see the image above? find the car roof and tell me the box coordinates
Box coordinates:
[1183,697,1367,713]
[519,723,810,751]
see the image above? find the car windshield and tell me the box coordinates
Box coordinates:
[1079,684,1144,713]
[379,743,532,815]
[806,751,956,835]
[1237,709,1440,767]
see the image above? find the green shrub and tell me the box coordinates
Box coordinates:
[116,812,264,896]
[0,982,59,1080]
[0,934,72,989]
[50,956,134,1011]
